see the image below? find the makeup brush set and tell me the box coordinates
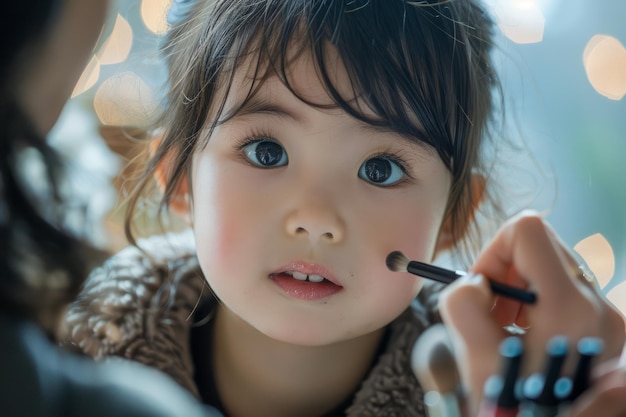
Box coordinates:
[411,324,604,417]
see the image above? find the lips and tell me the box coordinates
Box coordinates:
[271,261,342,286]
[270,261,343,300]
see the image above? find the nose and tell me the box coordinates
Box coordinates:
[285,203,345,244]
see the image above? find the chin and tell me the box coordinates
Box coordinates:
[254,318,354,347]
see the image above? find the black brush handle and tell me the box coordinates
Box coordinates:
[488,280,537,304]
[406,260,537,304]
[406,261,458,284]
[568,337,603,401]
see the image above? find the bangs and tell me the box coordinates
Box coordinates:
[194,0,495,175]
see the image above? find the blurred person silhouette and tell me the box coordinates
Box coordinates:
[0,1,222,416]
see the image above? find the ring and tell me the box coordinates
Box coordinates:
[573,262,601,292]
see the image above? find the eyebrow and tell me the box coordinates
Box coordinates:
[226,96,303,123]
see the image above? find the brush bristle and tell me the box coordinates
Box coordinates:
[386,251,409,272]
[411,324,460,394]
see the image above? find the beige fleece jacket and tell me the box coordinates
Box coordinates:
[60,230,443,416]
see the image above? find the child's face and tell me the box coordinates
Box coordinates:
[188,49,452,346]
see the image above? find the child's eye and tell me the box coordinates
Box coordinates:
[243,139,288,167]
[358,155,406,186]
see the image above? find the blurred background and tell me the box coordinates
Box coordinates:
[47,0,626,311]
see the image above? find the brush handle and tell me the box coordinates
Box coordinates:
[406,261,458,284]
[488,280,536,304]
[568,337,603,401]
[406,261,537,304]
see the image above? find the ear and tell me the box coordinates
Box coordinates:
[152,138,193,225]
[433,173,486,258]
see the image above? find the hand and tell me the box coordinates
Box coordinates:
[568,356,626,417]
[437,211,626,414]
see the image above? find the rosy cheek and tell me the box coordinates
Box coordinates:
[191,160,238,270]
[197,200,241,271]
[212,215,240,267]
[195,180,269,284]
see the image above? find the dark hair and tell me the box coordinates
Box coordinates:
[0,0,56,83]
[0,0,107,335]
[126,0,505,264]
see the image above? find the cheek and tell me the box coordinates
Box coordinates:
[389,179,451,260]
[190,153,288,293]
[345,191,447,324]
[190,155,255,275]
[392,209,443,259]
[359,192,447,263]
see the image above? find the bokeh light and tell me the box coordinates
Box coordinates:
[583,34,626,100]
[94,72,156,126]
[574,233,615,288]
[141,0,172,35]
[96,14,133,66]
[72,55,101,98]
[489,0,545,44]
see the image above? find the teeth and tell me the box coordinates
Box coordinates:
[308,274,324,283]
[285,271,325,282]
[291,271,307,281]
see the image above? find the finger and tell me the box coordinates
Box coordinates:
[547,350,625,414]
[439,274,504,411]
[569,386,626,417]
[545,234,626,364]
[490,266,528,328]
[543,226,602,295]
[489,296,522,328]
[471,212,580,300]
[526,218,626,365]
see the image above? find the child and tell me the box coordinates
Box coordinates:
[0,0,220,416]
[62,0,626,416]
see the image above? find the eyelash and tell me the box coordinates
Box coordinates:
[233,129,278,162]
[368,151,415,186]
[233,130,416,185]
[234,129,275,147]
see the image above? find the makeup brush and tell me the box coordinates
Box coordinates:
[386,251,537,304]
[550,338,604,416]
[478,336,524,417]
[411,324,462,417]
[567,337,604,402]
[518,336,569,417]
